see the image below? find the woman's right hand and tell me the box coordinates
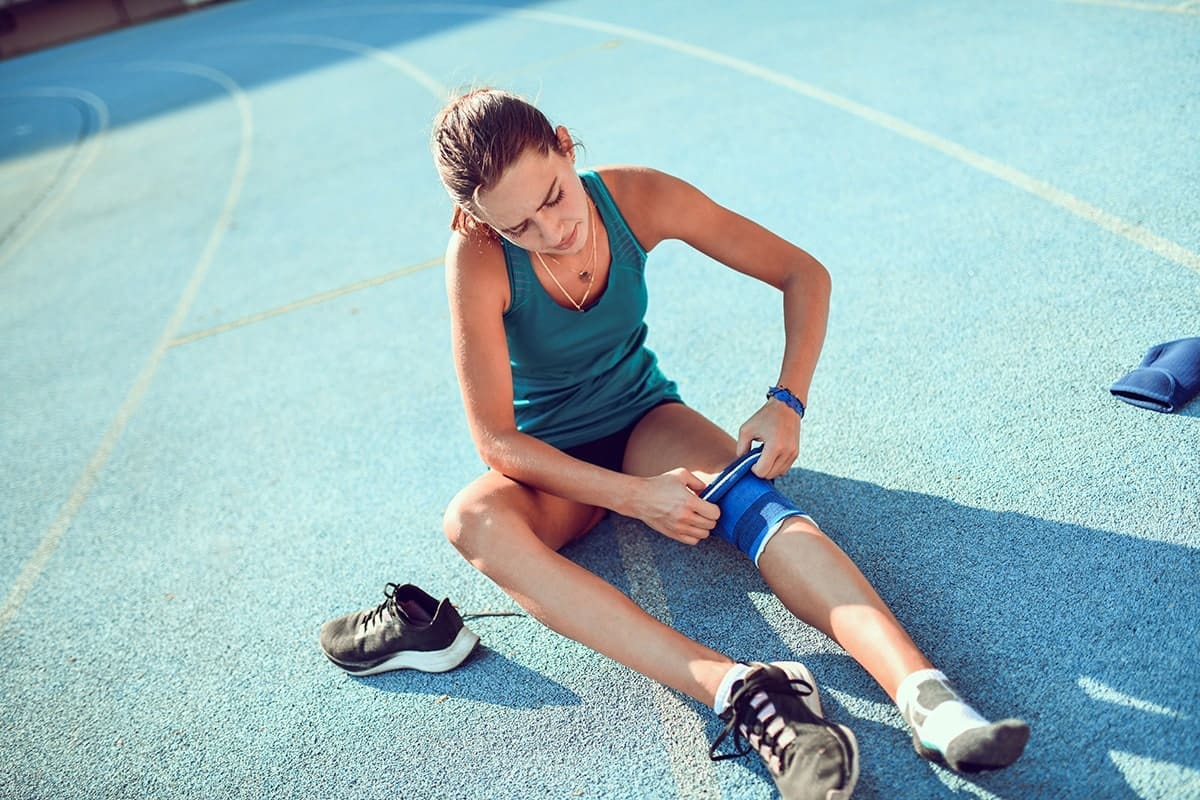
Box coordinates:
[631,469,721,545]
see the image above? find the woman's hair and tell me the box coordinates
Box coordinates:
[431,88,570,235]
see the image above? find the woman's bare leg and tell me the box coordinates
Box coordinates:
[623,402,931,700]
[443,470,735,705]
[756,521,932,699]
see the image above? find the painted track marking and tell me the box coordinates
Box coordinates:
[219,32,448,99]
[616,526,724,800]
[0,89,109,271]
[1062,0,1200,14]
[303,3,1200,275]
[0,62,253,635]
[158,32,454,345]
[3,33,448,632]
[170,256,443,347]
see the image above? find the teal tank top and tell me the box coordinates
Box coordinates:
[500,170,680,449]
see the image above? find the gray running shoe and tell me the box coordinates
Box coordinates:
[320,583,479,676]
[710,662,859,800]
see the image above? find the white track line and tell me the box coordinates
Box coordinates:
[218,32,448,99]
[4,32,452,630]
[616,526,724,800]
[1061,0,1200,14]
[0,88,109,271]
[305,3,1200,276]
[0,62,253,635]
[155,32,454,344]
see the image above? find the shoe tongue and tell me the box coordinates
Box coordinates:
[739,664,779,692]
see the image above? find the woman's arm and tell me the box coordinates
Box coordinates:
[607,166,832,479]
[444,228,718,544]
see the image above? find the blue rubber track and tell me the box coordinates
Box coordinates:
[1,2,1197,798]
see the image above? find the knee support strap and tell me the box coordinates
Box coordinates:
[700,446,810,565]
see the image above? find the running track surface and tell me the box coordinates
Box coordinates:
[1,2,1198,799]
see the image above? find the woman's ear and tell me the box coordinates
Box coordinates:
[556,125,575,161]
[451,204,496,239]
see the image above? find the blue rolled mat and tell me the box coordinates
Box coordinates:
[1110,337,1200,413]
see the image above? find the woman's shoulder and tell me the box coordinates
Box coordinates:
[591,164,675,197]
[444,224,510,312]
[590,165,700,250]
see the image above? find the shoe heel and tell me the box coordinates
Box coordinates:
[417,625,480,672]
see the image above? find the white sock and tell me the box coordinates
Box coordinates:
[712,662,753,715]
[896,669,990,752]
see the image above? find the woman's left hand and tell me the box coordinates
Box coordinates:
[736,400,802,479]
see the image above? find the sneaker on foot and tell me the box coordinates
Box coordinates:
[710,662,859,800]
[319,583,479,676]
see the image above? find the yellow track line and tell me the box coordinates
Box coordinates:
[170,257,444,347]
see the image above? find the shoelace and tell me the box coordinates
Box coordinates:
[359,585,527,632]
[359,582,403,632]
[708,668,851,781]
[461,610,526,621]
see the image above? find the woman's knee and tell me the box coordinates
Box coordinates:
[757,515,847,568]
[442,487,518,560]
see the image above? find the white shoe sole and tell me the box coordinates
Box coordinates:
[333,625,480,676]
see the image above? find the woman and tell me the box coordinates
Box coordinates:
[321,88,1028,800]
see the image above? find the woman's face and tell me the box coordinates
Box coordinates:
[472,127,590,256]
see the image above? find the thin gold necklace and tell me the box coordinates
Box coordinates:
[534,198,598,312]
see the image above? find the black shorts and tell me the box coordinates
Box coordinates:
[562,399,682,472]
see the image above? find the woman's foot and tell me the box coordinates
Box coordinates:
[898,669,1029,773]
[911,718,1031,773]
[710,662,859,800]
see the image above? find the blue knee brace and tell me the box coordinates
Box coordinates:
[700,446,810,565]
